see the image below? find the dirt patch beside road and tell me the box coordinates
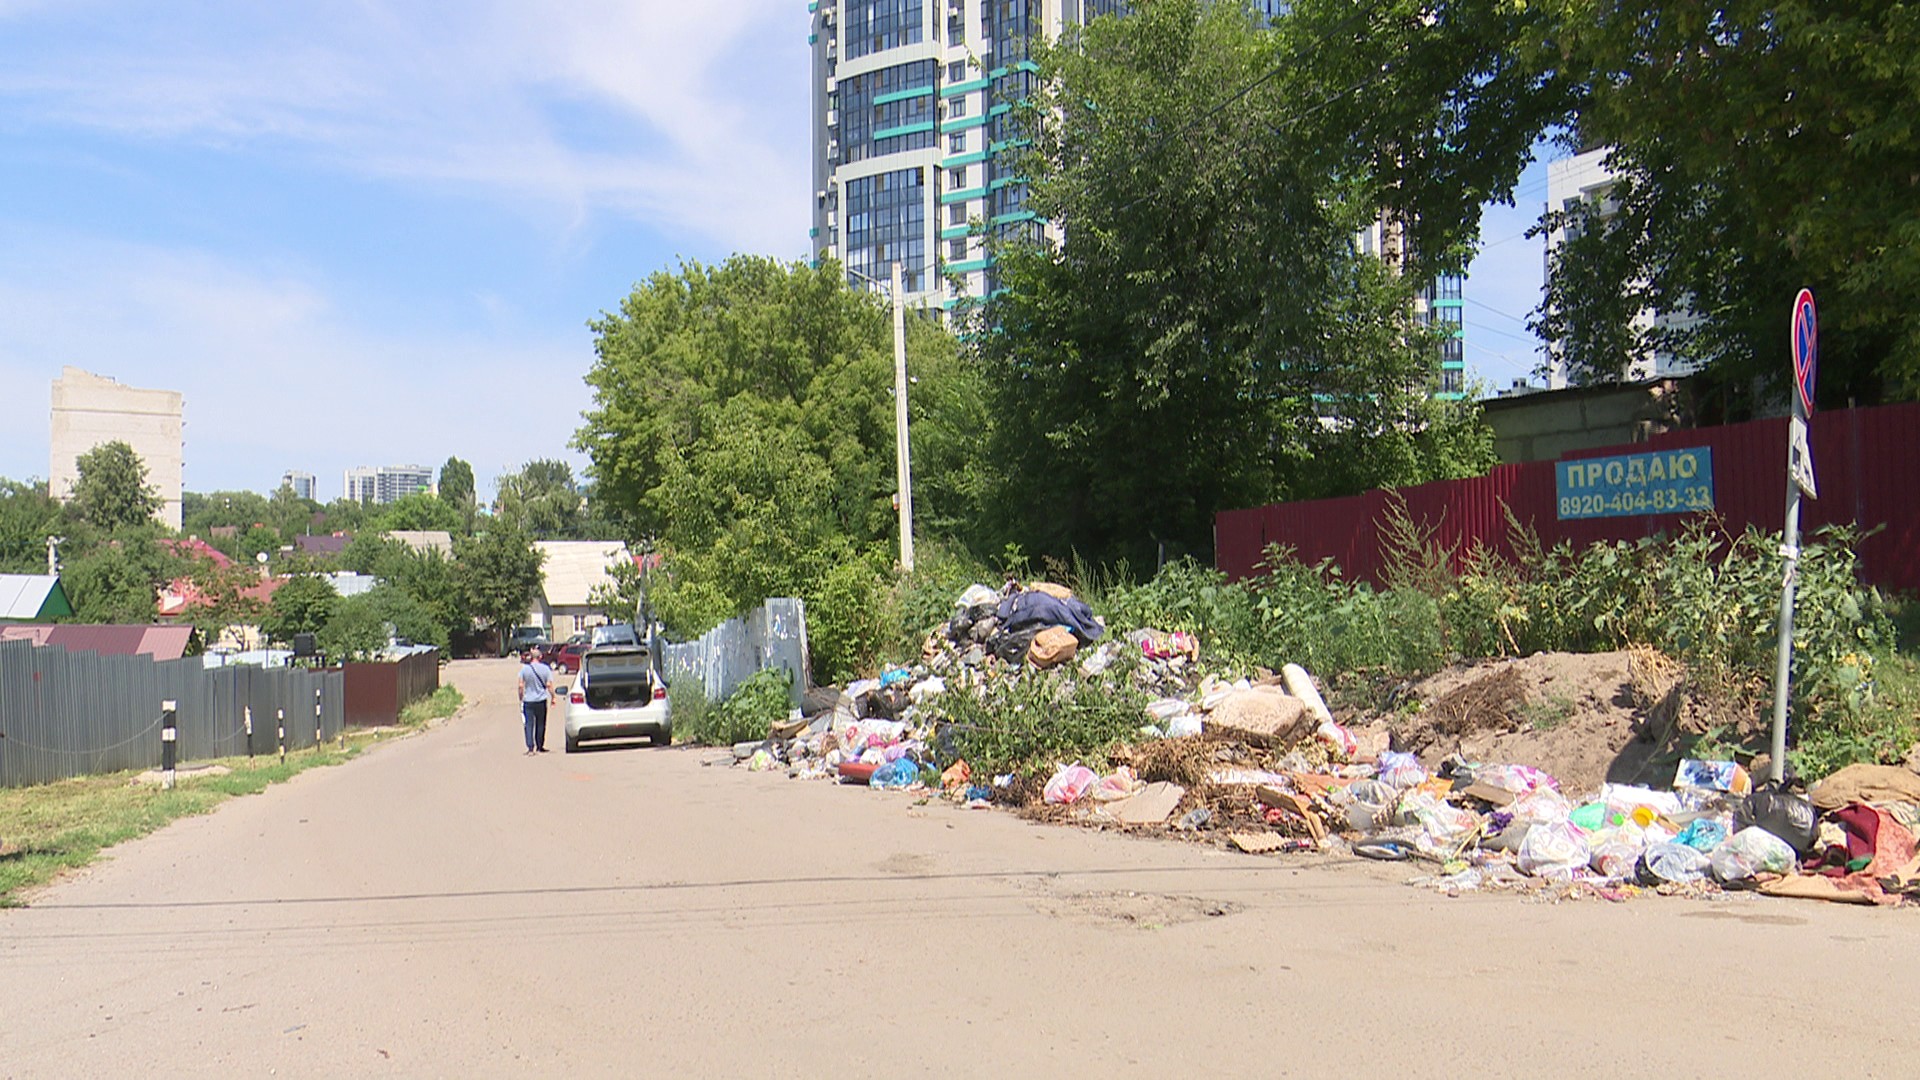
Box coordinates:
[1373,650,1691,793]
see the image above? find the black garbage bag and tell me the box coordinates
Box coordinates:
[990,626,1042,666]
[1736,781,1819,855]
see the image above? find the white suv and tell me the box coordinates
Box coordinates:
[562,644,672,752]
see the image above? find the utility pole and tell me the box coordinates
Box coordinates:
[891,261,915,572]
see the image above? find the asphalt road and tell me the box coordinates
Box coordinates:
[3,658,1917,1078]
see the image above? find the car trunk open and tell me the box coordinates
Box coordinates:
[583,647,656,709]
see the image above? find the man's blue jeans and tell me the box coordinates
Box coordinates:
[522,699,548,751]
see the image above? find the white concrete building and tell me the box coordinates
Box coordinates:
[343,464,433,505]
[1543,147,1702,388]
[49,366,185,530]
[281,470,316,501]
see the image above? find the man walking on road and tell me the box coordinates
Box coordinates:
[518,646,554,754]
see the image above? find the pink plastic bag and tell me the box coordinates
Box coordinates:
[1043,764,1098,805]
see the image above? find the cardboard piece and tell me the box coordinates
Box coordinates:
[1229,832,1289,854]
[1110,781,1186,825]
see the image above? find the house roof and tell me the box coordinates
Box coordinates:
[534,540,632,608]
[157,573,284,618]
[0,575,71,620]
[163,537,234,568]
[296,533,352,555]
[385,530,453,557]
[0,623,194,660]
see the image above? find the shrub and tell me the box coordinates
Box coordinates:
[937,663,1150,779]
[671,667,795,748]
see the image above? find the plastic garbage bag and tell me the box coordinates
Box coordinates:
[1091,766,1141,802]
[1735,782,1819,855]
[1146,698,1192,721]
[1714,825,1797,879]
[1399,791,1480,848]
[869,757,921,790]
[1475,763,1559,795]
[908,677,946,704]
[1640,841,1713,884]
[1510,786,1575,826]
[1377,750,1427,789]
[1317,719,1358,757]
[1674,816,1730,852]
[955,584,1000,610]
[1519,820,1592,880]
[1165,714,1203,738]
[1043,764,1098,805]
[1710,826,1798,881]
[1589,827,1648,879]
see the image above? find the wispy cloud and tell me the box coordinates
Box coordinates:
[0,0,809,253]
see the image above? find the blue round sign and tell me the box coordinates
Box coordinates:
[1792,288,1817,416]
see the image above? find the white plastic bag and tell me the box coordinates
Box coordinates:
[1588,826,1648,880]
[1519,820,1592,880]
[1510,786,1575,826]
[1377,750,1427,789]
[1642,841,1712,884]
[1709,826,1797,881]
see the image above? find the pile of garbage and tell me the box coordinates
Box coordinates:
[725,581,1920,908]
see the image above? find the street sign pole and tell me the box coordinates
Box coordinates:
[1769,288,1818,782]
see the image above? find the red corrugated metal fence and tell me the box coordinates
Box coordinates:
[1216,401,1920,594]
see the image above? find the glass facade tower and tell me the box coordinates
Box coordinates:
[809,0,1090,311]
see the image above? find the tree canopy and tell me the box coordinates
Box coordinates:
[70,441,162,532]
[438,456,475,510]
[575,255,985,637]
[1533,0,1920,402]
[455,522,544,639]
[975,0,1498,564]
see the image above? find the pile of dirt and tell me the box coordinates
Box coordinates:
[1382,649,1716,795]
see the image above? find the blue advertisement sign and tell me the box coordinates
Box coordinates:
[1555,447,1714,520]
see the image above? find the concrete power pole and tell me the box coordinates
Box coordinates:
[892,261,915,573]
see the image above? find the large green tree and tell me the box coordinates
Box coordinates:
[0,478,63,575]
[454,523,543,643]
[575,256,985,635]
[976,0,1500,564]
[491,459,585,539]
[69,441,162,532]
[373,491,463,533]
[261,574,338,643]
[438,456,476,511]
[60,527,189,623]
[1533,0,1920,402]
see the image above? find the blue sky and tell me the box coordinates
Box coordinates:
[0,2,1551,502]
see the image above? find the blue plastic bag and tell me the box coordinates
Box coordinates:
[869,757,920,789]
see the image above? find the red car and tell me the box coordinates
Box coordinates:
[551,642,591,674]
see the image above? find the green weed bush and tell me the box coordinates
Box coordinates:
[937,662,1150,779]
[671,672,789,749]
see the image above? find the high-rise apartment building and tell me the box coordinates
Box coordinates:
[343,467,377,505]
[809,1,1459,393]
[810,0,1106,314]
[281,470,316,501]
[342,464,433,506]
[1542,147,1701,388]
[49,367,185,530]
